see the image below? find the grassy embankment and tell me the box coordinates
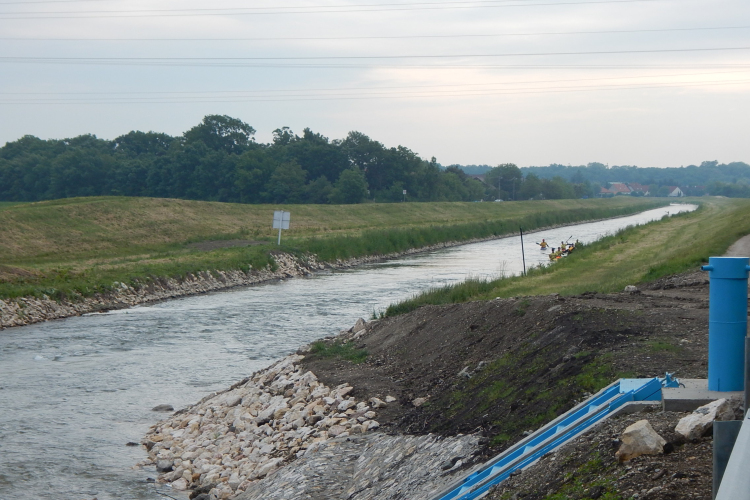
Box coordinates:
[386,197,750,316]
[0,196,666,301]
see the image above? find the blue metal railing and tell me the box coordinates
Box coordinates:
[433,376,674,500]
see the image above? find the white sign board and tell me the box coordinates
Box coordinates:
[273,210,290,230]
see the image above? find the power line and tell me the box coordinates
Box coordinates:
[2,25,748,41]
[1,78,747,105]
[0,0,117,4]
[4,59,747,70]
[0,0,668,19]
[2,69,747,95]
[0,0,639,12]
[1,47,748,66]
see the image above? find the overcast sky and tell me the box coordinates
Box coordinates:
[1,0,748,167]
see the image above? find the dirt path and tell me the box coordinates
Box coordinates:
[724,233,750,257]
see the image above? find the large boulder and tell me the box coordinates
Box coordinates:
[351,318,366,334]
[156,459,174,472]
[615,420,666,462]
[675,398,735,440]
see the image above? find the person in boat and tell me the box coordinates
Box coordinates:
[539,239,548,249]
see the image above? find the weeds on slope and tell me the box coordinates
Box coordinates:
[385,199,750,316]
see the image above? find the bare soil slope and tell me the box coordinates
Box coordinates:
[302,270,709,446]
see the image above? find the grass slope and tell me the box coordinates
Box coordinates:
[0,196,665,300]
[386,197,750,316]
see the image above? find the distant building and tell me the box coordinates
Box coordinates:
[607,182,632,195]
[666,186,684,197]
[628,183,650,195]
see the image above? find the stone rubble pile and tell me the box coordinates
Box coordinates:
[0,253,323,329]
[139,354,391,499]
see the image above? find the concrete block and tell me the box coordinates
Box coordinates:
[662,379,743,412]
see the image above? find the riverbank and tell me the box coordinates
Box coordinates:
[0,203,672,330]
[140,268,721,499]
[0,196,668,315]
[140,352,483,500]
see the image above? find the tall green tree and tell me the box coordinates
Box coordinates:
[183,115,256,154]
[330,168,368,204]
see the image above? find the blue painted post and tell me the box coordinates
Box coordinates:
[701,257,750,392]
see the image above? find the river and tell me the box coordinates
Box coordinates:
[0,204,695,500]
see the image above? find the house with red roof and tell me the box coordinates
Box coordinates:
[628,183,650,195]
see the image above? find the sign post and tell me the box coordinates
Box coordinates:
[519,226,527,276]
[273,210,290,245]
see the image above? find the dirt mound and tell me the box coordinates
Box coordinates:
[302,272,709,449]
[299,270,716,497]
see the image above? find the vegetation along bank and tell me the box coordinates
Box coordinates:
[0,196,666,328]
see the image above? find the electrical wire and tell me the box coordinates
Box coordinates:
[1,78,747,104]
[0,75,750,104]
[2,25,748,41]
[1,47,749,66]
[0,0,669,19]
[2,69,747,95]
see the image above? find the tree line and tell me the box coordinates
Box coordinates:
[0,115,594,204]
[0,115,486,204]
[519,161,750,197]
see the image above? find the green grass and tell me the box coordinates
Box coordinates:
[307,340,369,364]
[541,453,625,500]
[0,195,667,300]
[0,201,25,210]
[644,340,681,353]
[386,198,750,316]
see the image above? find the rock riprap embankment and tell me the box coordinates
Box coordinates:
[0,253,322,329]
[139,354,388,498]
[236,432,482,500]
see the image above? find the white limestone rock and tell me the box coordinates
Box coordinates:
[369,397,387,408]
[675,398,735,440]
[351,318,367,334]
[615,419,666,462]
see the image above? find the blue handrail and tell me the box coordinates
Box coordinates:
[433,377,671,500]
